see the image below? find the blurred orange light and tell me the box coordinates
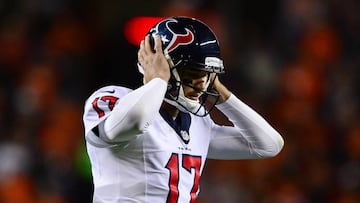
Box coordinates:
[124,16,164,46]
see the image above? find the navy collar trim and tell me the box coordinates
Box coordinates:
[159,109,191,144]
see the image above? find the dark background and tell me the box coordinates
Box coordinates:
[0,0,359,202]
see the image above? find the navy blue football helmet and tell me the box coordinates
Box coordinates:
[140,16,225,116]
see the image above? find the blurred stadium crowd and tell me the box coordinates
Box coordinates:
[0,0,359,202]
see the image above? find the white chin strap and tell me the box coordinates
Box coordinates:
[164,91,199,113]
[164,68,209,115]
[164,97,206,116]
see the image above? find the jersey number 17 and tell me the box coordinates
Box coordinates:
[166,153,202,203]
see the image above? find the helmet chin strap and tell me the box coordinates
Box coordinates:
[164,96,206,116]
[164,91,199,113]
[164,68,198,112]
[164,68,209,116]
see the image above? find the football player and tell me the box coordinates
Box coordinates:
[83,16,284,203]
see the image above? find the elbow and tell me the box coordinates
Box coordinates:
[267,141,284,158]
[105,125,141,143]
[277,135,285,154]
[103,112,143,143]
[256,133,285,158]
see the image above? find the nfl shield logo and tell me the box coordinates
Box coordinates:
[180,130,190,142]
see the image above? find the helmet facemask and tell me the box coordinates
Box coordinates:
[164,61,223,117]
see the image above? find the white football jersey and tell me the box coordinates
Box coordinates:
[83,85,216,203]
[83,80,284,203]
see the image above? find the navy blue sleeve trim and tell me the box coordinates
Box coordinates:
[92,126,100,137]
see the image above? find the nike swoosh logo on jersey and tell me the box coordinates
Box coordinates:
[102,89,115,94]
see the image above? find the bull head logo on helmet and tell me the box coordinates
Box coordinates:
[150,18,194,54]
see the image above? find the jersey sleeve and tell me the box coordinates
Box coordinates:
[83,78,168,148]
[207,94,284,159]
[82,85,131,147]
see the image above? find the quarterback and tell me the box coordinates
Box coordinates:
[83,16,284,203]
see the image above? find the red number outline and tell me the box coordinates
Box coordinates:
[166,153,202,203]
[92,95,119,118]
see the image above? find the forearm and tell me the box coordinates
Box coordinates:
[215,94,284,157]
[102,78,167,142]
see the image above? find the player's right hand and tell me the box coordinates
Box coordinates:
[138,35,170,84]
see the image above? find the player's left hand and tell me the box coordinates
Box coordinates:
[210,73,231,104]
